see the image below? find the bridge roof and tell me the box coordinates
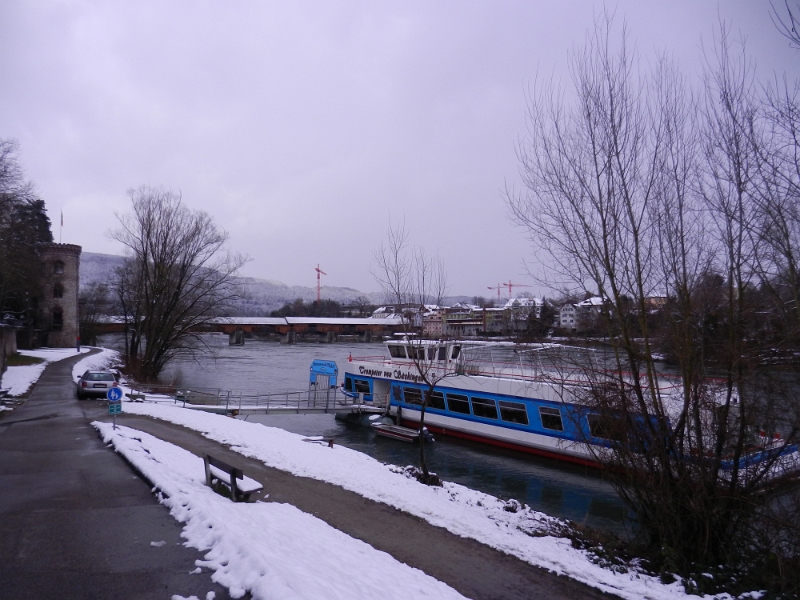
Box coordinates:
[285,317,401,326]
[211,316,399,326]
[210,317,287,325]
[94,315,406,327]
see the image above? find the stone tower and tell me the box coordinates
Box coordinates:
[38,243,81,348]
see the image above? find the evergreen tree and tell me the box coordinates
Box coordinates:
[0,140,52,324]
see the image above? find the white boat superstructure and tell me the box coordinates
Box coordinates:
[340,339,800,475]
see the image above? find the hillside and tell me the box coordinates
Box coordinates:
[79,252,385,315]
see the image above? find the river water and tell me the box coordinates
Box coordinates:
[100,333,629,534]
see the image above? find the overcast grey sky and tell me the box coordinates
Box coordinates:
[1,1,797,299]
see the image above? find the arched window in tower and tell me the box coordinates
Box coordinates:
[52,308,63,331]
[53,260,64,274]
[53,283,64,298]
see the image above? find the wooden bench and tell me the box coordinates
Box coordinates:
[202,453,263,502]
[126,392,145,402]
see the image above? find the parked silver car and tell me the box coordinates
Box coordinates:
[76,370,119,400]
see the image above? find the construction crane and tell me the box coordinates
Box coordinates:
[487,284,503,302]
[315,264,327,302]
[503,280,533,300]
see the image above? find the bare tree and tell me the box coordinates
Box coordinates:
[772,0,800,48]
[752,76,800,346]
[78,282,113,346]
[508,14,799,589]
[112,186,247,380]
[373,221,448,485]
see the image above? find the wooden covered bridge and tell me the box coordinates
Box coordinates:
[93,316,405,344]
[205,316,405,344]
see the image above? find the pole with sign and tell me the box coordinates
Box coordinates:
[107,387,123,429]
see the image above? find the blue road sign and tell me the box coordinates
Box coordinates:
[107,387,123,402]
[108,402,122,415]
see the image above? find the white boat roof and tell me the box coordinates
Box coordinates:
[285,317,388,325]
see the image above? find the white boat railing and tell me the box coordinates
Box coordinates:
[349,344,688,393]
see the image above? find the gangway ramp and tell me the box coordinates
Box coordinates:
[173,388,386,416]
[130,359,387,415]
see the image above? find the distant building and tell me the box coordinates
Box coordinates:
[423,314,443,337]
[576,296,608,319]
[441,304,480,338]
[38,243,81,348]
[371,306,396,318]
[558,296,609,333]
[559,304,578,331]
[504,296,542,332]
[644,296,668,311]
[480,307,507,334]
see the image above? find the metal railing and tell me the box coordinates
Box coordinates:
[152,384,388,414]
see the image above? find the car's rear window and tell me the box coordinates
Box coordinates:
[86,373,115,381]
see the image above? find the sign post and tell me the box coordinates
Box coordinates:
[107,387,123,430]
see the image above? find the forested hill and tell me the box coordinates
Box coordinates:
[79,252,384,315]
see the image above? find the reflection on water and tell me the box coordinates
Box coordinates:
[99,333,630,533]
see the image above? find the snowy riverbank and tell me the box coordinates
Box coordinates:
[4,347,759,599]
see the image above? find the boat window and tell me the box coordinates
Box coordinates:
[388,345,405,359]
[391,384,403,403]
[471,396,498,419]
[499,401,529,425]
[538,407,563,431]
[354,379,371,394]
[403,387,423,405]
[344,375,354,392]
[588,414,625,442]
[437,346,447,361]
[428,391,446,410]
[446,393,471,414]
[451,345,461,360]
[427,347,436,360]
[403,346,422,360]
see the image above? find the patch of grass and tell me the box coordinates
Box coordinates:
[6,353,45,367]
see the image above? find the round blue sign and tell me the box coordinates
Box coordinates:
[106,387,123,402]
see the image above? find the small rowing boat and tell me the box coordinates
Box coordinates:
[371,422,433,443]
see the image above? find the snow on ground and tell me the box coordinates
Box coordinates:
[93,422,468,600]
[71,347,120,380]
[11,346,744,599]
[1,347,92,397]
[116,401,721,600]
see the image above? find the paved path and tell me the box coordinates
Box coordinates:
[1,352,618,600]
[0,350,237,600]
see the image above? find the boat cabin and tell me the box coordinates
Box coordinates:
[386,340,462,363]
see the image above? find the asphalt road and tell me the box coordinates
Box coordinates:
[1,350,618,600]
[0,350,239,600]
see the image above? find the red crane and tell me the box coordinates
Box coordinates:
[315,264,327,302]
[503,280,532,300]
[487,284,503,302]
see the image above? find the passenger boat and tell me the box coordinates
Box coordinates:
[340,339,800,474]
[342,340,606,466]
